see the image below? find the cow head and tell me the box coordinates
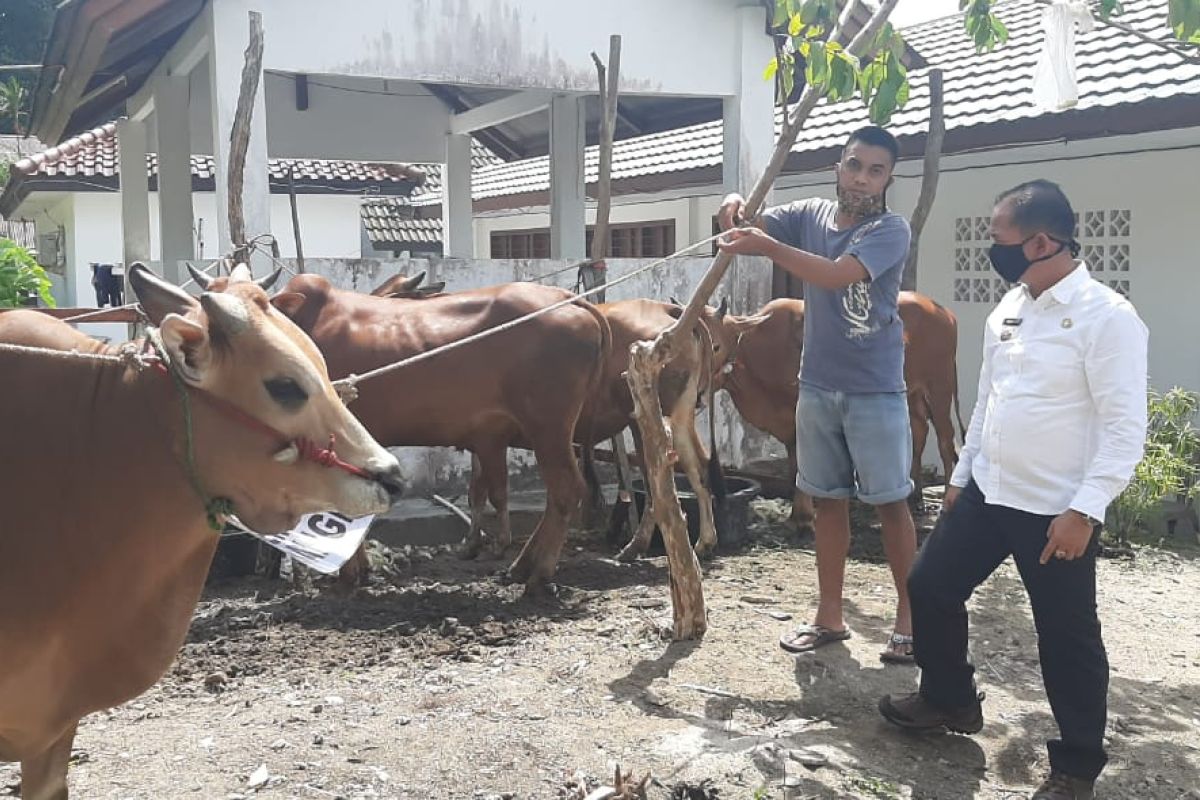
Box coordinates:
[370,270,446,299]
[703,299,770,388]
[130,263,405,533]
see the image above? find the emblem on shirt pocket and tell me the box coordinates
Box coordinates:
[1061,318,1073,329]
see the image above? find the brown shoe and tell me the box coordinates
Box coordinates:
[878,690,984,734]
[1030,772,1095,800]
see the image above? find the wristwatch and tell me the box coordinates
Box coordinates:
[1071,509,1101,527]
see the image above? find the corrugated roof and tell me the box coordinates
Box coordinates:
[362,198,443,249]
[410,0,1200,207]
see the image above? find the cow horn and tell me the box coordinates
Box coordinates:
[398,271,426,292]
[129,262,197,324]
[200,292,250,336]
[273,442,299,464]
[186,262,215,290]
[255,266,283,291]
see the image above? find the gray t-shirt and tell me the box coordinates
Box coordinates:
[762,198,911,394]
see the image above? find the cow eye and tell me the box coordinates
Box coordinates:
[264,377,308,411]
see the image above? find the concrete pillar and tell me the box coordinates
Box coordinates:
[117,117,151,292]
[548,94,586,259]
[723,5,777,312]
[206,4,271,274]
[443,133,474,258]
[155,75,196,285]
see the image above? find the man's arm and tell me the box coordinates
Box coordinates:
[719,228,869,290]
[1069,305,1150,522]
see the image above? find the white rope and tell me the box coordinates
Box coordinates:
[0,339,154,368]
[332,232,726,395]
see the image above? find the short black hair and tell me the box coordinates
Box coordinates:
[844,125,899,166]
[994,179,1077,242]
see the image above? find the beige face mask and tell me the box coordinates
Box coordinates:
[836,183,885,218]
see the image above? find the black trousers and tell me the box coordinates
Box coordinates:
[909,480,1109,781]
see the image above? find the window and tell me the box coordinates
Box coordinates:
[493,221,676,259]
[951,209,1133,303]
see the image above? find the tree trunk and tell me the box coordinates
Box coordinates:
[227,12,265,266]
[903,68,945,291]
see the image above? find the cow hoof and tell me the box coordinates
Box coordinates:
[522,580,559,602]
[458,538,485,560]
[615,542,644,563]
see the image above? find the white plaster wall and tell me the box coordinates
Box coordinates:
[212,0,751,97]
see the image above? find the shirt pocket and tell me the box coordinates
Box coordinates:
[1021,339,1084,399]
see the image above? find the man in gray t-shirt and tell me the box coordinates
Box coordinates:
[718,125,917,664]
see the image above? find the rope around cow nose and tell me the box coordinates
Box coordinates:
[317,231,731,401]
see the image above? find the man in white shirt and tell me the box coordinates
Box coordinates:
[878,180,1148,800]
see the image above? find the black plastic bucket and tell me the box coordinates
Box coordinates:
[631,474,761,553]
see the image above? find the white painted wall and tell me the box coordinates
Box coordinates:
[210,0,752,97]
[25,190,370,342]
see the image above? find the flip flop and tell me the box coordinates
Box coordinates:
[880,631,915,664]
[779,623,851,653]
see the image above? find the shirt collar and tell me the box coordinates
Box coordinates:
[1021,262,1090,306]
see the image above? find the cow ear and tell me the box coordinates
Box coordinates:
[129,262,197,325]
[731,312,769,333]
[159,313,212,383]
[270,292,308,317]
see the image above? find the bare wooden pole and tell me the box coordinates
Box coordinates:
[588,34,621,303]
[903,68,945,291]
[588,35,639,538]
[287,165,306,273]
[627,0,903,640]
[227,11,265,266]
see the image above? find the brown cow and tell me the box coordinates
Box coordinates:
[713,292,965,526]
[256,273,610,588]
[580,298,764,559]
[0,264,404,800]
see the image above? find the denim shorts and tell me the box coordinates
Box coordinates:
[795,384,914,506]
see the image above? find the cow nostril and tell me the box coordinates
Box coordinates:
[374,466,407,500]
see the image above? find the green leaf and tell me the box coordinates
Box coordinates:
[772,0,789,29]
[788,13,804,37]
[763,58,780,81]
[806,40,829,88]
[869,79,900,124]
[991,16,1010,46]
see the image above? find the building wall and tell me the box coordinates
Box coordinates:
[22,189,370,341]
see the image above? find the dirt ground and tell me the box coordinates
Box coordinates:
[4,500,1198,800]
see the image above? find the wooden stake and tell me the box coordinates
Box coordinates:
[588,35,622,302]
[287,165,306,273]
[227,11,264,266]
[903,68,945,290]
[627,0,902,639]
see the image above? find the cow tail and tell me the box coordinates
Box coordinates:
[573,298,613,489]
[698,319,729,502]
[951,358,967,444]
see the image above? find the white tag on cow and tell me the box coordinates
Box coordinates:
[225,512,376,574]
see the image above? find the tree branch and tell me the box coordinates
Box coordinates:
[903,68,945,290]
[227,11,265,265]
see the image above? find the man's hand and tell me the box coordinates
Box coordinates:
[718,193,748,232]
[942,485,962,514]
[1039,511,1095,565]
[718,227,779,258]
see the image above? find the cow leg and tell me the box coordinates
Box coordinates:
[337,543,370,588]
[479,444,513,557]
[616,424,656,562]
[907,392,931,514]
[672,386,719,557]
[928,384,961,495]
[19,722,77,800]
[508,429,586,588]
[786,440,815,532]
[460,453,487,558]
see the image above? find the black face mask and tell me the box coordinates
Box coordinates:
[988,235,1070,283]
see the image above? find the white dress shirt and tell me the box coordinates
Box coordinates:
[950,263,1148,521]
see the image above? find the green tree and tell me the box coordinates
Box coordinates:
[0,77,29,136]
[766,0,1200,124]
[0,0,55,136]
[0,237,55,308]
